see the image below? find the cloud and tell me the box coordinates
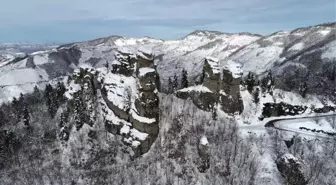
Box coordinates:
[0,0,334,42]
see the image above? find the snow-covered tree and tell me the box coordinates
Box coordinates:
[23,107,30,126]
[260,71,275,95]
[56,82,66,102]
[181,68,189,89]
[246,72,255,94]
[299,81,308,98]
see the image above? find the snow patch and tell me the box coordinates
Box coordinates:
[130,128,148,141]
[223,60,242,78]
[138,46,153,56]
[64,81,81,99]
[130,109,156,124]
[200,136,208,145]
[318,30,330,36]
[322,40,336,59]
[120,124,130,135]
[117,47,132,54]
[138,67,155,76]
[205,56,220,74]
[178,85,212,93]
[289,42,304,51]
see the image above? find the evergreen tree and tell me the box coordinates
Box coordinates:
[168,77,173,93]
[32,85,42,101]
[266,71,274,95]
[56,82,66,102]
[74,92,84,131]
[18,93,25,110]
[44,84,58,118]
[11,97,20,121]
[260,78,267,95]
[44,84,53,100]
[253,88,260,104]
[299,81,308,98]
[23,107,30,126]
[173,74,178,92]
[212,107,217,120]
[181,68,189,88]
[246,72,255,94]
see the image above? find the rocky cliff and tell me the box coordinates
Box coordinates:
[176,56,243,114]
[64,47,160,157]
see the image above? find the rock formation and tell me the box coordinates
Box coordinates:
[99,47,160,156]
[276,154,307,185]
[176,57,244,114]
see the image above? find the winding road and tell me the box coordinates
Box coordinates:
[264,114,336,139]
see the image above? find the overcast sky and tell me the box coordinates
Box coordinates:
[0,0,335,43]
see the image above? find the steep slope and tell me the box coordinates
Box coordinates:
[228,23,336,100]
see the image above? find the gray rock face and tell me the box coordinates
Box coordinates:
[177,58,244,114]
[176,91,218,111]
[100,49,160,156]
[219,64,244,114]
[276,154,307,185]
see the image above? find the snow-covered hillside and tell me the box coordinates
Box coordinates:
[1,23,336,185]
[229,23,335,76]
[0,30,261,103]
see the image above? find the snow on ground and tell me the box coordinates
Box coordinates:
[0,68,48,86]
[205,56,220,74]
[138,67,155,76]
[177,85,212,93]
[130,128,148,141]
[120,124,130,135]
[289,42,304,51]
[64,81,81,99]
[117,47,132,54]
[229,41,284,76]
[223,60,242,78]
[130,109,156,124]
[227,34,260,47]
[138,46,153,56]
[272,89,327,107]
[322,40,336,59]
[200,136,208,145]
[319,30,331,36]
[32,54,50,65]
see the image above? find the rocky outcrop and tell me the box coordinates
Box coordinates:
[176,57,244,114]
[111,48,137,76]
[176,90,218,111]
[131,49,160,154]
[203,57,220,92]
[99,47,160,156]
[276,154,307,185]
[219,60,244,114]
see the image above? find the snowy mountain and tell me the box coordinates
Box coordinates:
[1,23,336,185]
[229,22,336,101]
